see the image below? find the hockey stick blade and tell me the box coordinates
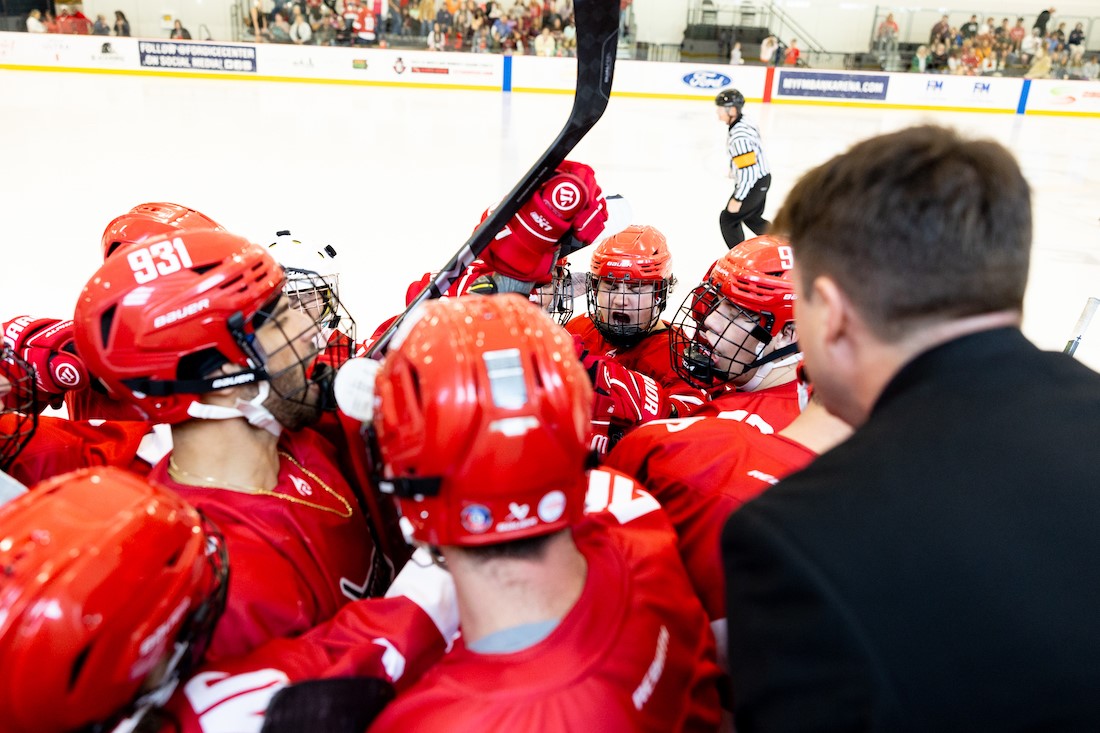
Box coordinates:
[1064,296,1100,357]
[367,0,619,358]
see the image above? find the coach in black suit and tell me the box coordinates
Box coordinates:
[721,125,1100,731]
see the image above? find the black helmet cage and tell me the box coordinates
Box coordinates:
[669,281,774,389]
[531,263,575,326]
[0,346,39,472]
[585,272,673,347]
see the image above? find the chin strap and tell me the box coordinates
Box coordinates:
[187,381,283,437]
[738,342,802,393]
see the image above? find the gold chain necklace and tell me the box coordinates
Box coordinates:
[167,451,353,518]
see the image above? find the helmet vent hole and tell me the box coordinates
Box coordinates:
[68,644,92,692]
[98,306,117,350]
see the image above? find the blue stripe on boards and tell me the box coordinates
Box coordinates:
[502,55,512,92]
[1017,79,1031,115]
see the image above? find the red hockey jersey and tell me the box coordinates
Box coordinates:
[148,428,377,662]
[165,552,457,733]
[691,378,801,432]
[4,414,156,486]
[566,315,707,415]
[605,415,816,633]
[372,469,722,733]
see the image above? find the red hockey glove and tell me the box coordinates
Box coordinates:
[589,358,672,428]
[481,161,605,284]
[556,160,608,245]
[2,316,89,408]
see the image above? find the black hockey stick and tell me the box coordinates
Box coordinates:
[366,0,619,358]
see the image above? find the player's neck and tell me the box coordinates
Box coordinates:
[779,399,853,454]
[168,417,281,492]
[448,531,588,647]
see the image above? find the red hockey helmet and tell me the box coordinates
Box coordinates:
[0,466,228,733]
[586,225,676,344]
[670,235,797,388]
[0,346,38,472]
[101,202,225,260]
[73,229,289,424]
[373,295,592,548]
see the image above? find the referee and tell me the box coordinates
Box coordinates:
[716,89,771,249]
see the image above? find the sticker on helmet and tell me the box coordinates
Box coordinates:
[460,504,493,534]
[537,490,566,523]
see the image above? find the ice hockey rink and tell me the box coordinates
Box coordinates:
[2,67,1098,368]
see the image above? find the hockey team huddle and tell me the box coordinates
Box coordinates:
[3,93,1094,731]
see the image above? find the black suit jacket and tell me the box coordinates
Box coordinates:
[722,328,1100,731]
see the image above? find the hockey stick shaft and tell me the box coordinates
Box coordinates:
[1064,296,1100,357]
[366,0,619,358]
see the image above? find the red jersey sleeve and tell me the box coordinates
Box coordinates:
[7,415,154,486]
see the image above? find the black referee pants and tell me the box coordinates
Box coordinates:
[719,174,771,249]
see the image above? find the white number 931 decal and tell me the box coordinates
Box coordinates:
[127,237,195,284]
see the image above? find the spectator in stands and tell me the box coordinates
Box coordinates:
[1066,47,1086,79]
[910,45,930,73]
[93,14,111,35]
[113,10,130,37]
[929,42,949,71]
[290,6,312,43]
[1009,17,1026,50]
[875,14,898,57]
[1033,7,1054,36]
[269,11,292,42]
[1051,21,1066,44]
[534,25,556,56]
[784,38,800,66]
[979,46,1003,75]
[388,0,402,36]
[170,20,192,39]
[435,1,453,32]
[760,35,778,65]
[929,14,950,45]
[961,14,979,39]
[471,22,490,51]
[1082,54,1100,81]
[1020,27,1042,64]
[730,41,744,65]
[1026,44,1052,78]
[427,20,447,49]
[946,48,962,74]
[1049,43,1069,78]
[561,17,576,55]
[995,17,1010,41]
[960,39,980,73]
[1068,22,1085,52]
[418,0,434,35]
[26,9,47,33]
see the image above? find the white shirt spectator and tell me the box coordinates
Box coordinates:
[26,11,47,32]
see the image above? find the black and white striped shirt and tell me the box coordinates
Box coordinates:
[726,117,770,201]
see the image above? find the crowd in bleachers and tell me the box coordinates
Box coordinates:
[895,11,1098,79]
[244,0,578,55]
[14,1,1098,76]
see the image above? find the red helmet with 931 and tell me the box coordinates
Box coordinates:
[73,229,287,424]
[0,466,228,733]
[372,295,592,547]
[101,202,225,260]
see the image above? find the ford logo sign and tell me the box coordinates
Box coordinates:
[683,71,732,89]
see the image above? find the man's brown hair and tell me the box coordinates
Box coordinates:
[773,125,1031,341]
